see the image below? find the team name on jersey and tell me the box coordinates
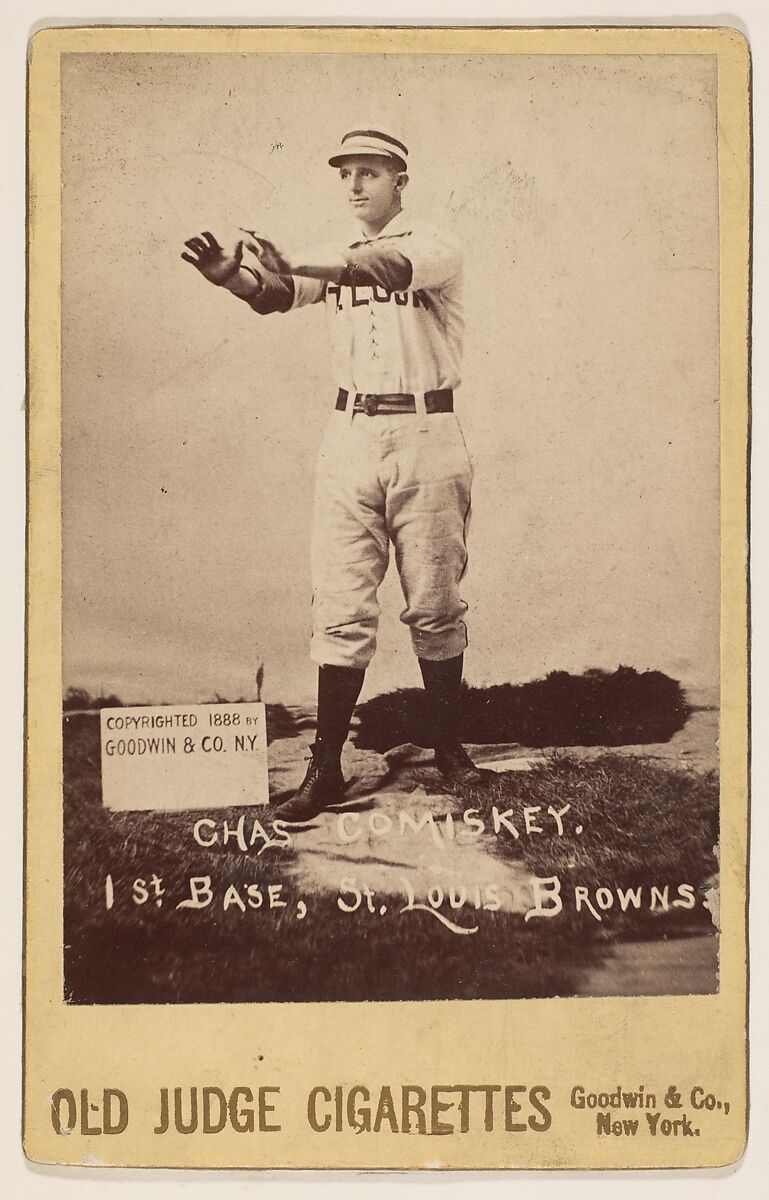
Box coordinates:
[325,283,430,311]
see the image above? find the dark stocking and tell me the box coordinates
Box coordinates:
[418,653,465,749]
[315,664,366,759]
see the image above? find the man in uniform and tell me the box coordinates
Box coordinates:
[182,128,483,822]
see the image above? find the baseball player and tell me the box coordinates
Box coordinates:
[182,128,483,823]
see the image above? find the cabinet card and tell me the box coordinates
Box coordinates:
[25,24,749,1170]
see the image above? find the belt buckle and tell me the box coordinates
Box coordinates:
[362,394,378,416]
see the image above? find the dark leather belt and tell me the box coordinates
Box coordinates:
[335,387,454,416]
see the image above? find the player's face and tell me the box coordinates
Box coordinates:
[338,157,404,232]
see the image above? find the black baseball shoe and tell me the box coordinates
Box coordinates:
[434,741,485,787]
[272,743,346,825]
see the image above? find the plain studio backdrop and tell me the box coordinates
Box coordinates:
[60,51,720,706]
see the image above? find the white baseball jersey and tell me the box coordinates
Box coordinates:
[290,211,464,395]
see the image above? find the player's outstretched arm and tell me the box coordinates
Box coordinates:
[182,230,299,313]
[242,232,416,292]
[242,234,346,283]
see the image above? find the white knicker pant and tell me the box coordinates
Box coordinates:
[310,409,473,670]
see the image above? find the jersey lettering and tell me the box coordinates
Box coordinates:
[325,282,343,310]
[324,284,428,311]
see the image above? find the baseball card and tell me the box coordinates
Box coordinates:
[24,24,750,1169]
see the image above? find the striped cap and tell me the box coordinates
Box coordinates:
[328,128,408,171]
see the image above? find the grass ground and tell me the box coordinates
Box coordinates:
[62,709,718,1004]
